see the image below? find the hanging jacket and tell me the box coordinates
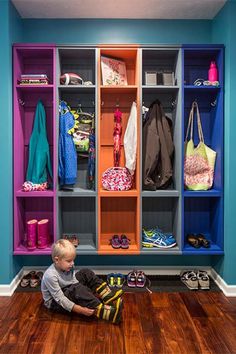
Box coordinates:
[26,100,52,184]
[58,101,77,185]
[124,102,137,175]
[142,100,174,190]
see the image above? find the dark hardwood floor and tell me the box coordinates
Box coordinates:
[1,291,236,354]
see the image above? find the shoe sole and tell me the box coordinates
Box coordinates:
[104,289,123,305]
[142,241,176,248]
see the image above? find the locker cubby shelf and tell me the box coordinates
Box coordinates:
[184,48,223,86]
[14,196,54,255]
[58,48,96,85]
[182,46,224,255]
[58,197,97,254]
[13,44,224,256]
[141,197,181,254]
[183,197,223,255]
[98,196,140,254]
[142,49,180,86]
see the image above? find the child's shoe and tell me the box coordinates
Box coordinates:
[116,273,125,288]
[107,273,116,288]
[96,282,123,304]
[127,270,137,287]
[95,297,123,324]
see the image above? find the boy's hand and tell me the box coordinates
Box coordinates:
[79,307,95,317]
[73,304,95,316]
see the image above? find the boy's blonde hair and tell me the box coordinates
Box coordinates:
[52,239,76,260]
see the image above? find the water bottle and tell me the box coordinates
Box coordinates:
[208,61,218,82]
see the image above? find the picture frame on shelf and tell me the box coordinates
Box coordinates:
[101,56,128,86]
[145,71,157,86]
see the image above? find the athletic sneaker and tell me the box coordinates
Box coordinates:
[96,282,123,304]
[142,228,176,248]
[127,270,137,287]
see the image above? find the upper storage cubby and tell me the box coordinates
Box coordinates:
[142,49,181,87]
[14,89,54,193]
[58,48,96,86]
[183,46,224,192]
[14,46,54,86]
[99,48,139,86]
[184,47,223,86]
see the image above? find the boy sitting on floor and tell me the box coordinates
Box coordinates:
[41,239,123,324]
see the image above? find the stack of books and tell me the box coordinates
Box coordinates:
[19,74,49,85]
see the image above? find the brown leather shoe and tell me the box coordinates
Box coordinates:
[186,234,201,248]
[196,234,210,248]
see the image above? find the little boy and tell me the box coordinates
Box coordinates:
[41,239,123,324]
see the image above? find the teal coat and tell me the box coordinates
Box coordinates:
[26,100,52,184]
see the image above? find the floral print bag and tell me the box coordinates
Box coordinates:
[184,101,216,190]
[102,167,132,191]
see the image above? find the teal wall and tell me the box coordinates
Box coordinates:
[1,0,235,285]
[211,0,236,284]
[22,19,212,44]
[0,0,23,283]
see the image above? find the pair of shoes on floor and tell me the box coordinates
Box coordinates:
[107,273,125,288]
[96,297,123,324]
[180,270,210,290]
[186,233,210,248]
[20,271,43,288]
[127,270,147,288]
[142,227,177,248]
[110,234,130,249]
[62,234,79,248]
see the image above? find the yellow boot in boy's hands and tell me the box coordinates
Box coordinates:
[96,282,123,304]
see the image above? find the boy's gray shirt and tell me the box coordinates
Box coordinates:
[41,263,78,312]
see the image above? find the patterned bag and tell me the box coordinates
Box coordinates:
[102,167,132,191]
[184,101,216,190]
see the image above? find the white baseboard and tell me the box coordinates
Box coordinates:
[1,265,235,297]
[0,268,24,296]
[210,268,236,297]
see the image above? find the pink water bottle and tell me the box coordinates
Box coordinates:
[208,61,218,82]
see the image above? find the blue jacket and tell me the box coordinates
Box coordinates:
[58,101,77,185]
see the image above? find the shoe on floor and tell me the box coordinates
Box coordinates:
[197,270,210,289]
[180,270,198,290]
[96,282,123,304]
[136,271,146,288]
[127,270,137,287]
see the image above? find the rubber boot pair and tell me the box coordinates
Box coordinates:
[95,282,124,324]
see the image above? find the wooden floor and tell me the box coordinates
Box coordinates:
[1,291,236,354]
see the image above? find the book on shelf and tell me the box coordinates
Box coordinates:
[21,74,48,79]
[101,56,127,86]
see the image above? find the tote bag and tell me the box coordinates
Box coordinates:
[184,101,216,190]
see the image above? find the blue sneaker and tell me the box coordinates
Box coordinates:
[142,228,176,248]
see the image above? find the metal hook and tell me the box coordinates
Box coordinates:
[18,98,25,106]
[115,99,120,108]
[101,101,104,106]
[211,99,217,107]
[171,99,177,107]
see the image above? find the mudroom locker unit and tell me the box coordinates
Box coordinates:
[13,44,224,256]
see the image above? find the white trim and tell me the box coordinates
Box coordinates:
[1,266,236,297]
[210,268,236,297]
[0,268,24,296]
